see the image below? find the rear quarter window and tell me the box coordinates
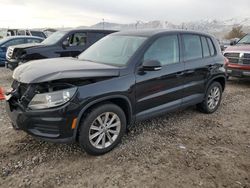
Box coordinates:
[207,38,216,56]
[201,36,210,58]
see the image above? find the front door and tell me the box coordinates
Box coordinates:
[59,32,87,57]
[135,34,185,120]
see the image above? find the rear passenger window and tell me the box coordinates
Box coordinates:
[201,37,210,57]
[183,34,202,61]
[144,35,179,65]
[207,38,215,56]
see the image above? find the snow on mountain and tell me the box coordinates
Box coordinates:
[88,18,250,39]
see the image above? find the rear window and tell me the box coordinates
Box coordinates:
[183,34,202,61]
[30,31,46,38]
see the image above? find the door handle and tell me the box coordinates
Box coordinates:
[176,72,184,77]
[185,70,195,74]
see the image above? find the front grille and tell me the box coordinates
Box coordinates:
[6,47,14,59]
[224,53,240,58]
[31,124,60,135]
[224,52,250,65]
[9,80,32,109]
[19,83,29,97]
[224,53,240,64]
[244,53,250,59]
[243,53,250,65]
[11,80,28,98]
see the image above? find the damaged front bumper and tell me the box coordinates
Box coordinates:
[5,59,20,70]
[5,81,81,143]
[6,100,79,143]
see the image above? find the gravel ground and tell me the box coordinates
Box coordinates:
[0,67,249,188]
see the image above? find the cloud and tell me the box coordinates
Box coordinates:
[0,0,249,28]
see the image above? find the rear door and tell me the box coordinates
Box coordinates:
[181,34,215,106]
[135,34,185,119]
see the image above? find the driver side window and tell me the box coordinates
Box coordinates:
[64,32,87,47]
[144,35,180,65]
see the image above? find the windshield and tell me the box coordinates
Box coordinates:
[78,35,147,66]
[237,34,250,44]
[41,31,67,45]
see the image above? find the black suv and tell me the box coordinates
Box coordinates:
[6,30,226,155]
[5,29,116,70]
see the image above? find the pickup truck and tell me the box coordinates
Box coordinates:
[5,29,116,70]
[224,34,250,78]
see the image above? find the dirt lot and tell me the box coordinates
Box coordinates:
[0,67,249,188]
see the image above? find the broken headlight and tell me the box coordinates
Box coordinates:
[28,87,77,110]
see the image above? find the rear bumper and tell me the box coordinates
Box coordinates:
[226,64,250,77]
[5,100,79,143]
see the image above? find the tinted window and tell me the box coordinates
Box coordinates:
[2,38,25,47]
[144,35,179,65]
[201,37,210,57]
[27,38,42,43]
[183,34,202,61]
[207,38,215,56]
[65,32,87,46]
[30,31,46,38]
[17,30,26,35]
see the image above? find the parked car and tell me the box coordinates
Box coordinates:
[224,34,250,78]
[0,36,43,66]
[5,29,117,70]
[6,30,226,155]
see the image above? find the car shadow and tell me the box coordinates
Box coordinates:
[227,77,250,87]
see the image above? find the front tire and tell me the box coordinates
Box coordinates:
[197,82,222,114]
[78,103,126,155]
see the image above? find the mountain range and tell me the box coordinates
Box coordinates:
[78,18,250,39]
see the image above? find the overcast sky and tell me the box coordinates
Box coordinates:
[0,0,250,28]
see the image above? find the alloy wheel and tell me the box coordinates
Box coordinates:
[207,86,221,110]
[89,112,121,149]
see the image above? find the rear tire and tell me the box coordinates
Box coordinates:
[78,103,126,155]
[197,82,222,114]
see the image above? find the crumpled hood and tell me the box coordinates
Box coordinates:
[13,58,120,83]
[225,44,250,52]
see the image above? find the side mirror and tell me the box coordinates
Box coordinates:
[62,40,69,48]
[142,60,162,71]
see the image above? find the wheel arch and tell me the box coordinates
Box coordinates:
[206,75,226,92]
[73,95,134,140]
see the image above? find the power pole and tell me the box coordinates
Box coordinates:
[102,19,105,30]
